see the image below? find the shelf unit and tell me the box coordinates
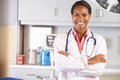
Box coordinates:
[9,64,57,80]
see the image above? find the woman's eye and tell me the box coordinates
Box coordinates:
[82,14,87,17]
[73,13,79,17]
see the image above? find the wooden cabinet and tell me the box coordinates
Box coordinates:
[18,0,58,25]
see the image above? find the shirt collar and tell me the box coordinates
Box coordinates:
[72,28,88,39]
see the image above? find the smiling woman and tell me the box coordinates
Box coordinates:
[53,1,107,80]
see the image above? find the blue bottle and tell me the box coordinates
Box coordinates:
[40,49,50,66]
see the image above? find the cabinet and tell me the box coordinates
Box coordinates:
[57,0,99,23]
[93,1,120,23]
[9,65,58,80]
[57,0,77,25]
[89,1,120,26]
[18,0,58,25]
[18,0,120,26]
[58,0,120,26]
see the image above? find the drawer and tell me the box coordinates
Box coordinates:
[9,68,51,80]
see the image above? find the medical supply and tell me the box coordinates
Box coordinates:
[28,49,37,64]
[40,49,50,66]
[16,55,24,64]
[36,47,42,64]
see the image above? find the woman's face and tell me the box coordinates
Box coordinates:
[72,5,91,33]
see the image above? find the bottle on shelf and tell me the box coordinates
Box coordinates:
[28,49,37,65]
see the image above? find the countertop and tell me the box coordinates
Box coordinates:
[9,64,120,75]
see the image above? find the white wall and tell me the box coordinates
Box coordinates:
[90,27,120,67]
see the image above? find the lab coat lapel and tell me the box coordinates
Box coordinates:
[68,29,92,57]
[68,30,81,57]
[81,29,92,56]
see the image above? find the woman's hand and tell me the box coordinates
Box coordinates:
[58,50,68,57]
[88,54,106,65]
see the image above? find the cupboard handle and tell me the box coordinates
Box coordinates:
[99,10,103,17]
[95,9,99,18]
[54,8,58,16]
[26,74,35,76]
[118,36,120,54]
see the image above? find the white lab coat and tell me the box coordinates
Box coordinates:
[53,28,107,80]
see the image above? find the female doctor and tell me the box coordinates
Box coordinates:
[53,0,107,80]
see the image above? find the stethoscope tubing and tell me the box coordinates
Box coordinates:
[65,29,96,57]
[65,29,72,52]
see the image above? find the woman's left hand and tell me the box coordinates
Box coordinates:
[88,54,106,65]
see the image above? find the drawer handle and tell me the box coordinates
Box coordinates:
[54,8,58,16]
[99,10,103,17]
[26,74,35,76]
[36,75,50,79]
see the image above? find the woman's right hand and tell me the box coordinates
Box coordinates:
[88,54,106,65]
[58,50,68,57]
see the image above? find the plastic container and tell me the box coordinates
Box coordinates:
[40,49,50,66]
[28,49,37,64]
[16,55,24,65]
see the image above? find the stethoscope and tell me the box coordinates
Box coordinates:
[65,29,96,57]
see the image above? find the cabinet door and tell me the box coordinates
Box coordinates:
[98,7,120,23]
[9,68,51,80]
[57,0,99,25]
[87,0,100,23]
[18,0,57,22]
[95,0,120,23]
[58,0,77,24]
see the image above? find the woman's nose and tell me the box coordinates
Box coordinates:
[77,15,83,21]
